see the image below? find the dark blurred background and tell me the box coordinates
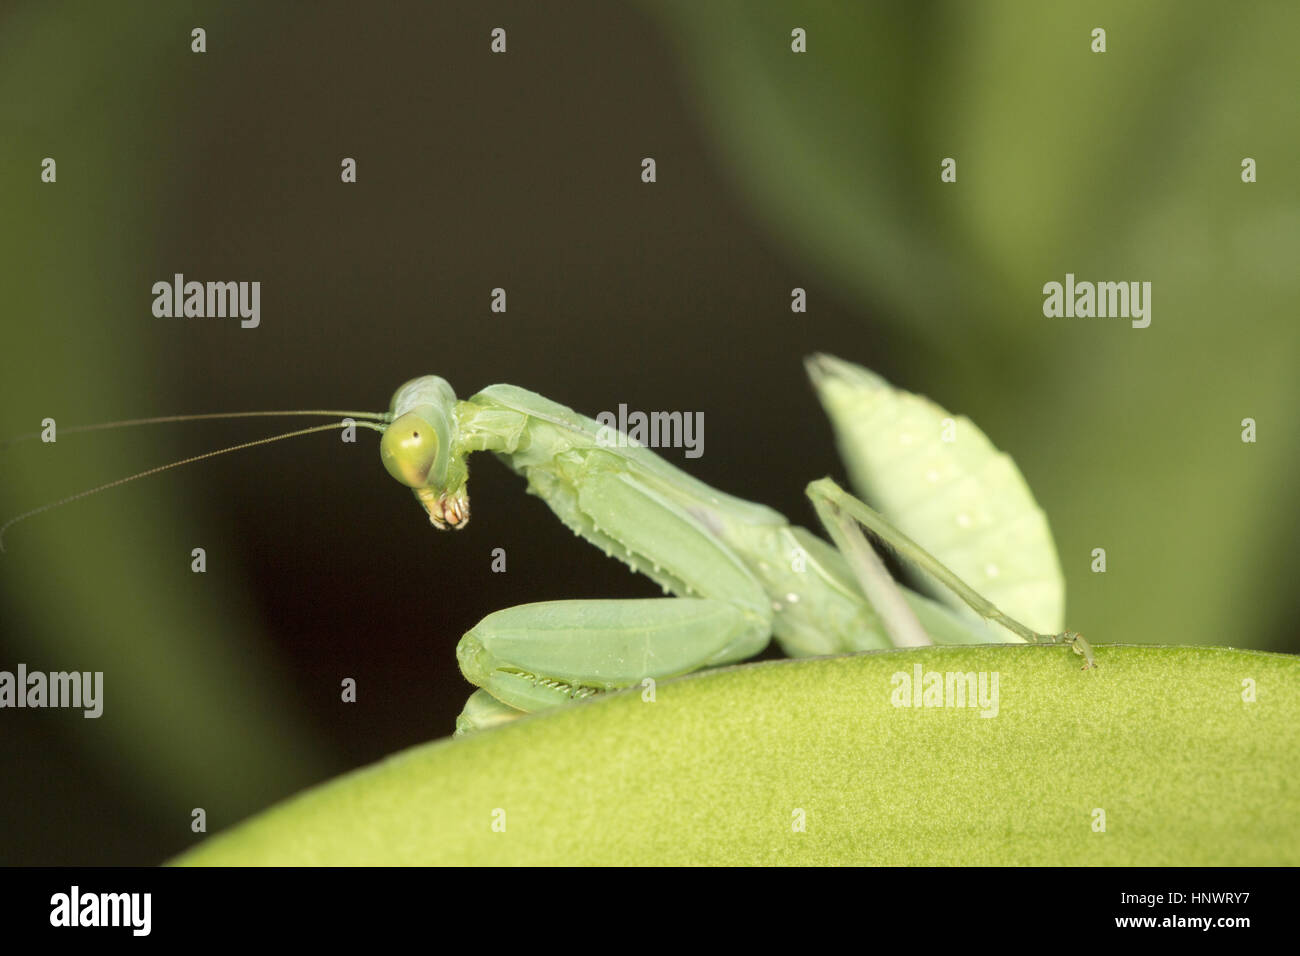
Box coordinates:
[2,1,1296,864]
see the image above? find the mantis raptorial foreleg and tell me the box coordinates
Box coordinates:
[457,597,765,712]
[452,450,774,717]
[455,689,524,735]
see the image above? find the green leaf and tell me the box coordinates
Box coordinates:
[176,645,1299,865]
[808,354,1065,635]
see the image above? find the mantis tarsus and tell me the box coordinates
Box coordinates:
[2,355,1094,736]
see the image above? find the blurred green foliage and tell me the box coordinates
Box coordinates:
[651,0,1299,651]
[0,2,329,859]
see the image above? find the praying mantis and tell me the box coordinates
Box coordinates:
[1,354,1093,736]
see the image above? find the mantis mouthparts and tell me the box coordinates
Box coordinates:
[417,487,470,530]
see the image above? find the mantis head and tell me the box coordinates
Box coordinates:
[380,375,470,530]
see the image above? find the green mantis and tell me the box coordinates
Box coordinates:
[3,354,1093,737]
[372,355,1093,733]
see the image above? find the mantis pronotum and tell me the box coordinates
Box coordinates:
[2,355,1093,736]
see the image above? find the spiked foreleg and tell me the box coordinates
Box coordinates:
[454,451,775,719]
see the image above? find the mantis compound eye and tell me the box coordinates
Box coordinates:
[380,411,441,488]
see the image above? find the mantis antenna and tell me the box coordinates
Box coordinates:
[0,409,390,449]
[0,417,387,551]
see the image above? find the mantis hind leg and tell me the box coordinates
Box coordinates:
[807,478,1095,668]
[807,480,933,650]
